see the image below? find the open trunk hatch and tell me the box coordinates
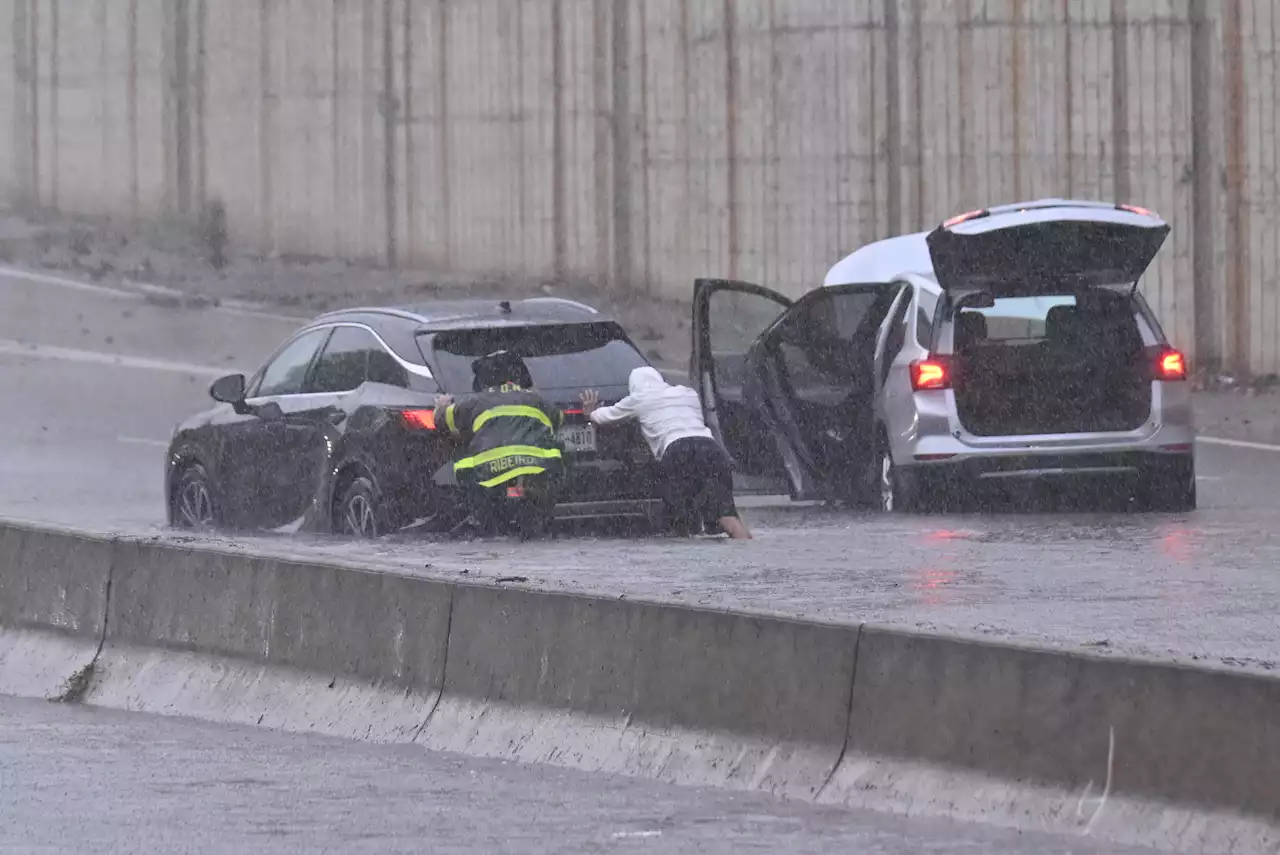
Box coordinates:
[926,204,1170,296]
[950,291,1153,436]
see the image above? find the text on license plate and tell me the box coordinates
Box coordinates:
[558,424,597,452]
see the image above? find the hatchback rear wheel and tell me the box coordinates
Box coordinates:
[1136,459,1197,512]
[875,442,921,513]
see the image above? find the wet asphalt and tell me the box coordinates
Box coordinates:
[2,269,1277,672]
[0,696,1158,854]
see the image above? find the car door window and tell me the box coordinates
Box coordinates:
[772,288,894,399]
[707,289,789,397]
[367,345,410,388]
[916,289,940,349]
[251,328,330,398]
[880,291,912,385]
[308,325,379,394]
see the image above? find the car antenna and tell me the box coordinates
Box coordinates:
[499,300,512,314]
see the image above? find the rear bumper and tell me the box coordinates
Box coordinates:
[908,448,1193,483]
[391,456,663,522]
[554,497,663,520]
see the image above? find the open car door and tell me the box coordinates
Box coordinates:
[750,282,907,503]
[691,278,792,495]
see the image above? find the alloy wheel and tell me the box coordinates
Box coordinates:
[178,479,214,528]
[344,493,378,538]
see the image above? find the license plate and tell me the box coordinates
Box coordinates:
[558,423,597,453]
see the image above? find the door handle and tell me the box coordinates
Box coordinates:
[328,411,347,426]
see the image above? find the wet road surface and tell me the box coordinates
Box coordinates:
[3,267,1280,674]
[0,696,1157,855]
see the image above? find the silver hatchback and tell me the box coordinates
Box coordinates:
[691,198,1196,513]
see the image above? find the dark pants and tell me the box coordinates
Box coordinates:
[657,437,737,534]
[463,475,558,538]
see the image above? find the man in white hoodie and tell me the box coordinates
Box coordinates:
[581,367,751,540]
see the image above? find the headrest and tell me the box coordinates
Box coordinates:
[1044,305,1088,344]
[955,312,988,349]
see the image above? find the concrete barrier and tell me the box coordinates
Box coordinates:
[419,584,859,800]
[83,539,452,742]
[821,626,1280,851]
[2,519,1279,851]
[0,521,112,700]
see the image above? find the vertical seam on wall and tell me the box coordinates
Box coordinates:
[411,582,455,743]
[402,0,415,267]
[814,622,864,801]
[54,535,119,705]
[884,0,902,238]
[722,0,738,281]
[381,0,398,267]
[94,537,118,662]
[29,0,41,206]
[1062,0,1074,195]
[1111,0,1130,204]
[49,0,59,209]
[551,0,566,277]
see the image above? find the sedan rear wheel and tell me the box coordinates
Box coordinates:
[173,463,216,530]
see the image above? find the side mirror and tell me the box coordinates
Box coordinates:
[210,373,247,404]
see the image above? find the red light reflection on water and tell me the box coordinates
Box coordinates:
[1157,528,1194,562]
[911,568,959,606]
[912,529,968,605]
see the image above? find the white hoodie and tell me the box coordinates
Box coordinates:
[587,367,713,460]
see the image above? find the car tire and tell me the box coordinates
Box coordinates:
[875,441,921,513]
[172,462,217,530]
[1137,459,1197,512]
[334,475,385,538]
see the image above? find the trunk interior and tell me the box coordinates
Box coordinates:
[952,295,1152,436]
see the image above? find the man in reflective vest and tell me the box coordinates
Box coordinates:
[433,350,565,538]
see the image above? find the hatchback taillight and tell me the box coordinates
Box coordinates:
[1154,347,1187,382]
[910,357,952,391]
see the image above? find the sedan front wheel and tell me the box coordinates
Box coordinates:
[173,463,217,529]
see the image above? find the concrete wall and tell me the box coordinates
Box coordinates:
[2,0,1278,376]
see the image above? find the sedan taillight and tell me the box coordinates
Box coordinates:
[400,409,437,430]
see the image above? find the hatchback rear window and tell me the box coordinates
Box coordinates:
[423,322,650,392]
[952,292,1140,352]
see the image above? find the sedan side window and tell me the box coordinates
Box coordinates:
[308,326,379,394]
[252,328,330,398]
[367,346,409,388]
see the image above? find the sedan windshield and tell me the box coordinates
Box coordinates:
[423,322,650,392]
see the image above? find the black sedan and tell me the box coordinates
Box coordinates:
[165,298,663,537]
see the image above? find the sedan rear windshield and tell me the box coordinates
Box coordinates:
[423,322,650,392]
